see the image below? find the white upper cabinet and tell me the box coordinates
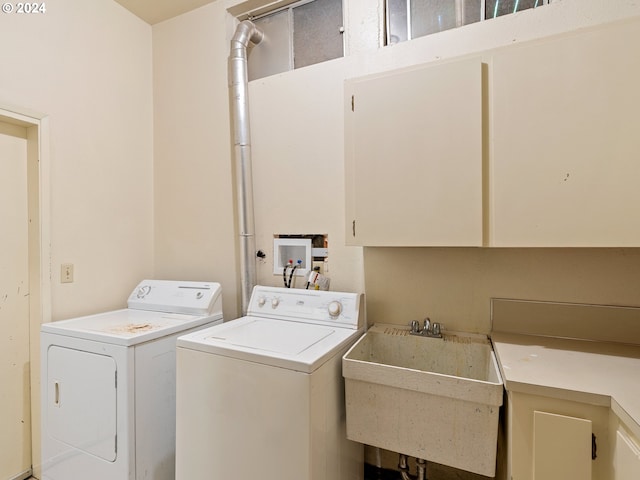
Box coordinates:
[490,20,640,246]
[344,57,484,247]
[345,18,640,248]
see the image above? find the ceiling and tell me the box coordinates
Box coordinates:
[114,0,214,25]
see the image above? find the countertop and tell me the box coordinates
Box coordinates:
[491,332,640,440]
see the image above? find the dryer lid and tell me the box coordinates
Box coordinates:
[41,308,221,346]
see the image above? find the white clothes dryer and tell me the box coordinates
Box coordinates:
[175,285,365,480]
[41,279,223,480]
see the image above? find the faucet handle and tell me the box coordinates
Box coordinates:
[423,317,431,334]
[410,320,420,334]
[432,322,441,336]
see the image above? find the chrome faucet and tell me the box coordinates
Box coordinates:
[410,317,443,338]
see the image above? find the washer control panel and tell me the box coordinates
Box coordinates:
[127,279,222,316]
[248,286,363,329]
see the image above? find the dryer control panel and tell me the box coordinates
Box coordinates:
[127,280,222,316]
[247,286,364,330]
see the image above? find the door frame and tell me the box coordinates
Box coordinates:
[0,104,51,480]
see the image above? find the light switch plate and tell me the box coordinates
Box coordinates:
[61,263,74,283]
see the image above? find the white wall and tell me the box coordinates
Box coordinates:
[248,58,365,294]
[0,1,153,475]
[365,247,640,334]
[152,2,243,317]
[0,0,154,320]
[153,2,366,320]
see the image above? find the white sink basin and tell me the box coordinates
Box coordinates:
[342,324,503,477]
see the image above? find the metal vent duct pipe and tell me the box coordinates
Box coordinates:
[229,20,263,315]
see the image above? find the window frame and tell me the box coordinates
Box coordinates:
[247,0,345,74]
[385,0,553,46]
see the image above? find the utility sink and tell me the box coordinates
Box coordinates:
[342,324,503,477]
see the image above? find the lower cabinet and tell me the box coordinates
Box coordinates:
[507,392,610,480]
[532,410,592,480]
[612,421,640,480]
[508,391,640,480]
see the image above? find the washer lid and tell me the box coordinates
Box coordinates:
[41,308,221,346]
[177,316,363,373]
[207,318,334,355]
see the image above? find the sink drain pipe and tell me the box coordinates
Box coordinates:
[229,20,264,314]
[399,454,427,480]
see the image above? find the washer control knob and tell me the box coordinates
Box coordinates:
[257,296,266,307]
[271,297,280,309]
[328,301,342,317]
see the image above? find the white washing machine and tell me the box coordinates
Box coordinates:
[175,285,365,480]
[41,279,223,480]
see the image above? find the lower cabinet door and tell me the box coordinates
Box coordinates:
[614,429,640,480]
[533,411,592,480]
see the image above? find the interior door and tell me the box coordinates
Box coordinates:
[0,124,31,479]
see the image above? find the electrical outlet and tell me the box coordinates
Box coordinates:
[61,263,74,283]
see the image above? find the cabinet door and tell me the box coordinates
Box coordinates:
[491,20,640,246]
[533,411,592,480]
[614,429,640,480]
[344,57,483,246]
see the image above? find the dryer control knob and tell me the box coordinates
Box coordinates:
[271,297,280,309]
[258,296,266,307]
[136,285,151,298]
[328,301,342,317]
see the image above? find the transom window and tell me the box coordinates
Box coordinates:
[386,0,552,45]
[245,0,552,80]
[247,0,344,81]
